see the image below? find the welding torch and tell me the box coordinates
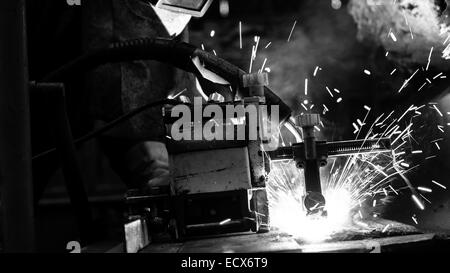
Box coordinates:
[269,114,392,216]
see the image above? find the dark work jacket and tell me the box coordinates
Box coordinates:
[28,0,195,144]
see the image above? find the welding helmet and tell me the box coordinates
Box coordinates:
[155,0,214,17]
[151,0,214,36]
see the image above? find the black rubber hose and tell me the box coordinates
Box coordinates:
[41,37,292,122]
[33,98,180,160]
[42,38,196,82]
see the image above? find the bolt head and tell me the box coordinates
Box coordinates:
[242,72,269,88]
[295,114,321,127]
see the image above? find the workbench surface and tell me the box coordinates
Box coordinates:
[84,218,450,253]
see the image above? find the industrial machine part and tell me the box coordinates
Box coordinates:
[269,114,392,216]
[36,37,290,252]
[124,72,273,252]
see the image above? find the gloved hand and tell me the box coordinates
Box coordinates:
[124,141,171,194]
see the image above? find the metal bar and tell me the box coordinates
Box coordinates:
[46,83,93,245]
[266,147,294,161]
[326,138,391,157]
[0,0,35,252]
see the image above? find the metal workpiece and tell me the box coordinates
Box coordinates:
[250,188,270,233]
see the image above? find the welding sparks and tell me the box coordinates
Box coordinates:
[418,82,427,92]
[432,180,447,190]
[389,31,398,42]
[305,78,309,96]
[433,72,443,80]
[398,69,419,93]
[259,58,268,73]
[401,10,413,40]
[432,105,443,117]
[167,88,187,100]
[389,185,399,195]
[417,187,432,193]
[219,218,232,225]
[323,104,329,115]
[259,18,450,242]
[287,20,297,42]
[249,36,260,73]
[267,101,449,242]
[313,66,320,77]
[326,86,334,98]
[426,47,434,71]
[268,163,355,242]
[435,142,441,150]
[239,21,242,49]
[412,195,425,211]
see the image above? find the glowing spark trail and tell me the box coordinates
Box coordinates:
[398,69,419,93]
[432,180,446,190]
[326,86,334,98]
[287,20,297,42]
[389,31,397,42]
[305,78,308,96]
[239,21,242,49]
[261,19,450,243]
[426,47,433,71]
[412,195,425,211]
[417,187,432,193]
[313,66,320,77]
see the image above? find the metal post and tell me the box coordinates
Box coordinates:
[0,0,35,252]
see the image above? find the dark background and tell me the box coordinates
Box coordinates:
[24,0,450,251]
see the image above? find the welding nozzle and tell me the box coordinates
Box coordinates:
[303,192,327,217]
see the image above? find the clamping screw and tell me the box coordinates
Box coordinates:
[242,72,269,98]
[295,114,321,128]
